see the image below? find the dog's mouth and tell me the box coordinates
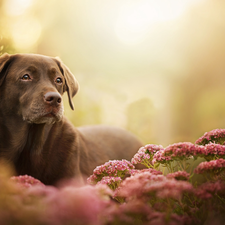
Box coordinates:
[44,113,56,117]
[39,108,64,124]
[23,106,64,125]
[43,109,59,118]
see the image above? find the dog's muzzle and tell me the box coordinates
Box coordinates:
[22,91,64,125]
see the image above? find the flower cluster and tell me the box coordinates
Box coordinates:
[144,179,193,201]
[116,172,193,213]
[116,172,167,200]
[204,143,225,161]
[195,181,225,199]
[0,172,113,225]
[151,142,207,172]
[10,175,44,188]
[129,168,162,176]
[102,200,153,224]
[166,171,190,181]
[152,150,172,165]
[86,129,225,224]
[151,142,206,166]
[195,129,225,145]
[2,128,225,225]
[194,158,225,174]
[87,159,134,185]
[131,144,164,168]
[97,176,122,190]
[103,201,194,225]
[44,185,111,225]
[163,142,205,159]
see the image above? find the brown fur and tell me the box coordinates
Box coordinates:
[0,53,143,185]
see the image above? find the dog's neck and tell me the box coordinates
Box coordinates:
[0,115,52,162]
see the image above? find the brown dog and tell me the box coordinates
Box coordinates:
[0,53,143,185]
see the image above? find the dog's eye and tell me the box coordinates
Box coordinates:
[21,74,31,80]
[55,77,63,84]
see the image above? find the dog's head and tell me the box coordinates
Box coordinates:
[0,53,79,124]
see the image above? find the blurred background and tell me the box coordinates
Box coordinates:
[1,0,225,147]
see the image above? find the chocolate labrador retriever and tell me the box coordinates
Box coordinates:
[0,53,143,185]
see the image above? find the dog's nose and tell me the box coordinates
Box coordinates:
[44,92,62,106]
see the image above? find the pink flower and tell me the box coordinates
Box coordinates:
[117,172,193,201]
[131,144,164,167]
[116,172,166,200]
[166,171,190,181]
[195,129,225,145]
[97,176,122,185]
[152,150,172,164]
[194,159,225,174]
[87,160,134,184]
[97,176,122,190]
[103,200,152,224]
[204,143,225,160]
[25,184,58,199]
[10,175,44,188]
[152,142,206,165]
[87,174,98,185]
[144,179,193,201]
[195,181,225,199]
[95,183,114,198]
[129,168,162,176]
[164,142,205,159]
[44,185,111,225]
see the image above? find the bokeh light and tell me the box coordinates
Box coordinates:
[10,16,41,50]
[115,0,199,44]
[4,0,33,16]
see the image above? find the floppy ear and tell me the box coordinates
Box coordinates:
[0,53,11,86]
[54,57,79,110]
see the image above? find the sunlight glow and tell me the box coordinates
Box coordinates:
[11,17,42,50]
[4,0,34,16]
[115,0,200,45]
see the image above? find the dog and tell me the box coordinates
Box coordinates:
[0,53,143,185]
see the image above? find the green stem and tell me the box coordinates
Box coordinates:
[177,160,184,171]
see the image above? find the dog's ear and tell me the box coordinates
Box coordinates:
[54,57,79,110]
[0,53,11,86]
